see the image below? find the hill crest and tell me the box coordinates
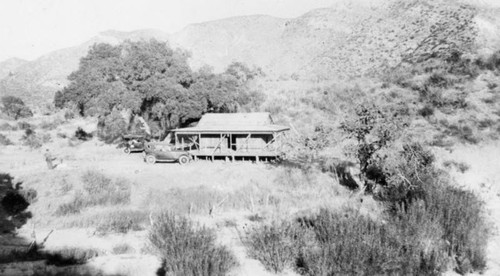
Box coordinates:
[1,0,499,105]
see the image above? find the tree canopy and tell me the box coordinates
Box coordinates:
[56,39,259,137]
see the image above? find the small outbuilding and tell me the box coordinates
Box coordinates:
[173,112,289,161]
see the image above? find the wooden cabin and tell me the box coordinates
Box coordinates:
[173,113,289,161]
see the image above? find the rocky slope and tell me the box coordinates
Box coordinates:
[0,0,499,106]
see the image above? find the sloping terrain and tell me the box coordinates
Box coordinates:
[0,58,28,80]
[1,0,500,106]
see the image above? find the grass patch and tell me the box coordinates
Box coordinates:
[149,212,237,276]
[112,243,135,255]
[81,170,131,206]
[55,170,131,216]
[60,209,148,233]
[94,209,146,234]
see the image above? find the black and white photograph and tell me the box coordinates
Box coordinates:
[0,0,499,275]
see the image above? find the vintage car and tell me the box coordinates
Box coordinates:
[122,134,149,154]
[143,142,191,165]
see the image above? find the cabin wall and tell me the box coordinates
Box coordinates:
[200,134,228,150]
[175,132,282,156]
[233,134,272,151]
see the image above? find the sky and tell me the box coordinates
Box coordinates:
[0,0,337,62]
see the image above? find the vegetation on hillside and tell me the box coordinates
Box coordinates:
[245,43,498,275]
[0,95,33,120]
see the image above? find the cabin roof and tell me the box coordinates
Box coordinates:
[174,112,290,133]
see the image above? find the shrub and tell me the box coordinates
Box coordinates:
[443,160,470,173]
[477,119,495,130]
[55,193,84,216]
[418,105,435,117]
[477,50,500,71]
[64,109,76,120]
[82,170,112,195]
[0,173,34,233]
[20,128,43,149]
[0,96,33,119]
[74,127,93,141]
[245,221,304,273]
[446,124,478,144]
[377,143,488,274]
[0,122,16,131]
[244,142,488,275]
[81,171,130,205]
[112,243,134,254]
[422,184,488,273]
[0,134,13,145]
[149,212,237,276]
[297,209,419,276]
[17,121,31,130]
[245,208,447,275]
[55,171,131,216]
[97,110,128,143]
[41,133,52,144]
[39,119,64,130]
[1,191,29,216]
[45,247,100,266]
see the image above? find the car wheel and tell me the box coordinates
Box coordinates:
[146,155,156,164]
[178,155,190,165]
[123,147,131,154]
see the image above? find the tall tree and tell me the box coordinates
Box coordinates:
[57,39,256,138]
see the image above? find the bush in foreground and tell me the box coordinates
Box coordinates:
[244,221,304,273]
[246,192,487,275]
[149,212,237,276]
[245,145,488,275]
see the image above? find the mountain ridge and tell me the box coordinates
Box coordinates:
[1,0,499,106]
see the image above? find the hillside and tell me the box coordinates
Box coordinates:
[0,58,28,80]
[0,0,500,106]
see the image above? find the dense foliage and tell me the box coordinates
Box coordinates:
[246,142,488,275]
[0,173,34,233]
[1,96,33,120]
[56,39,260,139]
